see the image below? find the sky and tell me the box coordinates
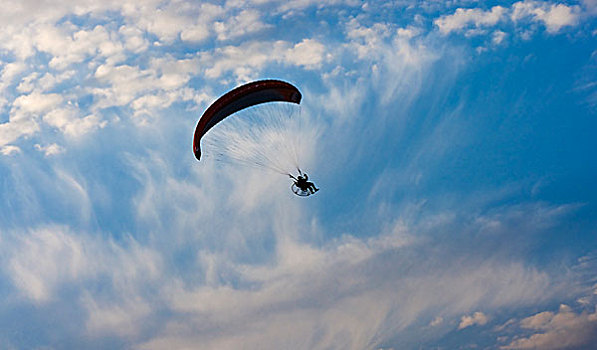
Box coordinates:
[0,0,596,349]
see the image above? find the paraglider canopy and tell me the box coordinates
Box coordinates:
[193,79,302,161]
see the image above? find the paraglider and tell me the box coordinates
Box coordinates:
[193,79,319,197]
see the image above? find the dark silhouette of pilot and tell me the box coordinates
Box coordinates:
[295,173,319,194]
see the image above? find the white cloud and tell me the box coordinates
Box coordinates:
[346,18,392,59]
[33,24,125,70]
[0,27,36,60]
[0,0,131,28]
[435,6,506,35]
[276,0,357,12]
[341,18,437,109]
[284,39,326,69]
[0,62,27,89]
[202,41,282,80]
[0,92,62,147]
[512,1,580,33]
[435,1,581,38]
[34,143,65,156]
[123,1,225,44]
[139,242,552,349]
[133,9,187,43]
[200,38,327,80]
[180,24,210,42]
[4,225,163,316]
[92,57,201,112]
[119,25,150,53]
[458,311,489,329]
[1,142,590,348]
[36,70,76,92]
[7,227,89,302]
[124,198,575,349]
[87,143,579,349]
[92,64,152,107]
[16,72,39,93]
[0,145,21,155]
[396,26,421,39]
[214,9,270,41]
[502,304,597,349]
[43,108,107,138]
[430,316,444,326]
[538,4,579,33]
[149,56,202,90]
[0,2,264,148]
[12,92,63,115]
[83,293,152,337]
[0,56,171,145]
[492,30,507,45]
[0,1,129,62]
[0,117,39,148]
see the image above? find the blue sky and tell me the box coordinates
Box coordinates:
[0,0,596,349]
